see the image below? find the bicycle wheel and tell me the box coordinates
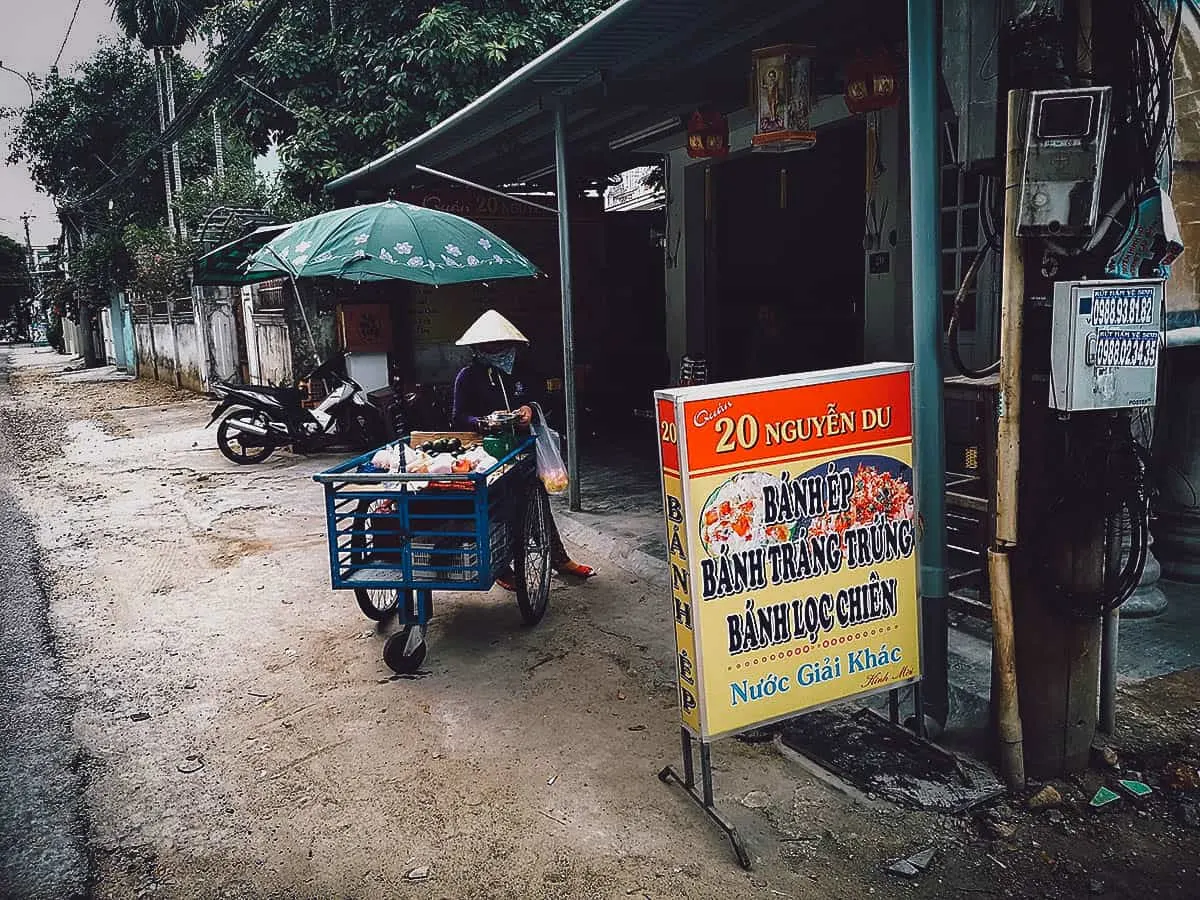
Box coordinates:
[514,482,552,625]
[348,498,404,621]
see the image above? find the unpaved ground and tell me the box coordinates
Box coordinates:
[1,345,1198,899]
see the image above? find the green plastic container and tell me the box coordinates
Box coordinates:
[483,433,516,459]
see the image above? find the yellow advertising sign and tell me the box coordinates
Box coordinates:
[655,363,921,740]
[657,397,702,734]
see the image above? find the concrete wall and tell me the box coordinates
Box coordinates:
[862,103,914,364]
[251,313,293,386]
[131,303,205,394]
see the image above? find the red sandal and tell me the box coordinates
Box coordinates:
[495,573,516,592]
[555,561,597,579]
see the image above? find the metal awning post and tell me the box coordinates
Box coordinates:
[554,101,582,512]
[907,0,949,728]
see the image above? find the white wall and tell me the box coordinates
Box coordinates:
[863,103,914,363]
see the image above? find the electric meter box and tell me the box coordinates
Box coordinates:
[1050,279,1163,413]
[1018,87,1111,237]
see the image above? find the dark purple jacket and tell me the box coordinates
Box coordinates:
[451,361,539,431]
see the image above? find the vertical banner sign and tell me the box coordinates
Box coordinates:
[657,397,702,734]
[656,364,921,739]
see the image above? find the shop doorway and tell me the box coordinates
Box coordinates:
[711,120,867,381]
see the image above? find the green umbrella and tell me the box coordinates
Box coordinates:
[244,200,541,285]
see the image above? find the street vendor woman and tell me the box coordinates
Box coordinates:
[451,309,596,588]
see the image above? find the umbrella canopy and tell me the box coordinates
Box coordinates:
[244,200,540,285]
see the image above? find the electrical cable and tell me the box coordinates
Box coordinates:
[61,0,286,214]
[946,242,1000,379]
[1035,419,1151,619]
[53,0,85,70]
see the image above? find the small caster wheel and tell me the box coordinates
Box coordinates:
[383,625,427,675]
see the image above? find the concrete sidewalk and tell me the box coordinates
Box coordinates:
[558,428,1200,734]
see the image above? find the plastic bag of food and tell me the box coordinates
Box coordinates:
[427,453,456,476]
[463,445,499,472]
[371,444,401,471]
[531,403,568,495]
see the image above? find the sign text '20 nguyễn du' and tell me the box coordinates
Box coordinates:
[655,365,922,740]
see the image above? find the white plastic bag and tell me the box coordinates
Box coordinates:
[531,403,568,495]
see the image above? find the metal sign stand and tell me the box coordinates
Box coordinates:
[658,728,751,869]
[658,686,928,870]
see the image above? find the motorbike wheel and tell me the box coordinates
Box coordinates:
[216,409,276,464]
[342,409,383,451]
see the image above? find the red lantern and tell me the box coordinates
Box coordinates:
[845,49,899,115]
[686,108,729,159]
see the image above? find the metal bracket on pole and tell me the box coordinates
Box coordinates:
[658,728,751,869]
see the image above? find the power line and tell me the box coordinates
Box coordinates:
[54,0,86,70]
[64,0,286,213]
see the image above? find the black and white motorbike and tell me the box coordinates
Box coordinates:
[207,357,397,464]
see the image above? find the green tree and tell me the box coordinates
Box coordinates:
[207,0,615,199]
[5,41,167,229]
[3,39,229,231]
[110,0,220,48]
[6,37,266,260]
[0,235,33,336]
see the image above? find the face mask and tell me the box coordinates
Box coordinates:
[479,348,517,375]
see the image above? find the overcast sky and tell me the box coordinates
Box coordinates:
[0,1,127,246]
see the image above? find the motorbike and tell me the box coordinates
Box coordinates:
[207,356,399,464]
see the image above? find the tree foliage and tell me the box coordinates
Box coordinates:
[2,40,248,232]
[110,0,223,48]
[4,41,171,231]
[208,0,614,198]
[0,235,33,333]
[6,38,270,306]
[124,225,189,299]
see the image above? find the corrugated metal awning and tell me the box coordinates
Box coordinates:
[326,0,834,195]
[192,224,292,286]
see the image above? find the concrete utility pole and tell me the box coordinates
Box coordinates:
[152,48,178,239]
[20,213,39,328]
[1006,0,1116,777]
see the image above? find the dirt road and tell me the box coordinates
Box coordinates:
[0,357,90,899]
[1,346,1197,900]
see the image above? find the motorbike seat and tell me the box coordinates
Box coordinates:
[226,383,303,406]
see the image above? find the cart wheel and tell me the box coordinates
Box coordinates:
[514,482,552,625]
[383,625,427,675]
[356,588,404,621]
[349,499,404,621]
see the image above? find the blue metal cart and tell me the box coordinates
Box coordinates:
[313,436,553,673]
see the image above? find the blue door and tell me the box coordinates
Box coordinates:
[119,295,137,374]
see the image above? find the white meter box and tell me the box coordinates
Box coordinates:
[1050,279,1163,412]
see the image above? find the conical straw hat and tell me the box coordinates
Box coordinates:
[456,309,529,346]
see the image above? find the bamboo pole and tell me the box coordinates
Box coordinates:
[989,89,1028,789]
